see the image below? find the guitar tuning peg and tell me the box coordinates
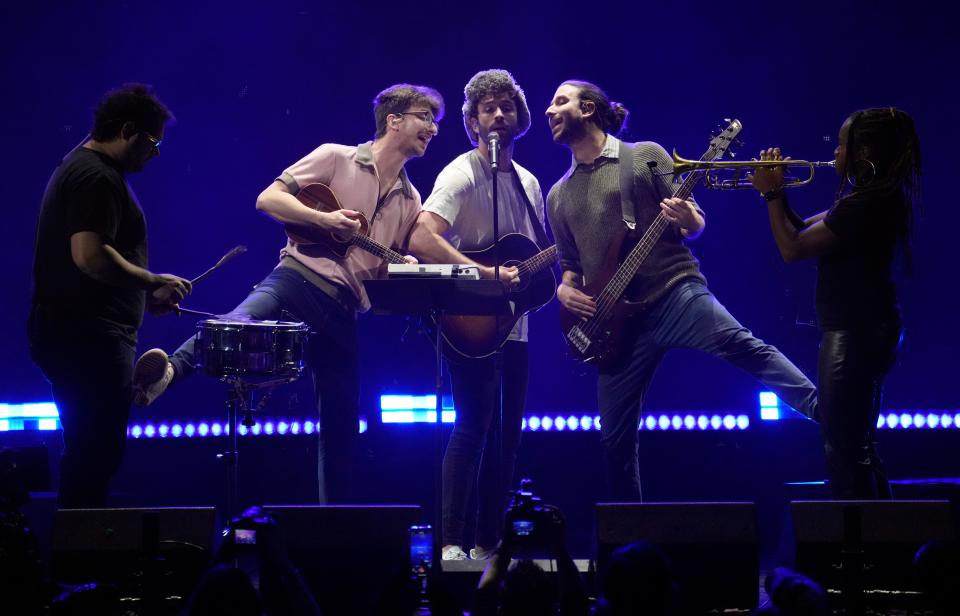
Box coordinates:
[723,118,731,123]
[735,139,745,147]
[728,151,737,159]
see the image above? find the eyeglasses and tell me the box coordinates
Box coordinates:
[398,111,438,126]
[139,131,163,152]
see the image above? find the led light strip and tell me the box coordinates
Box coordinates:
[2,398,959,436]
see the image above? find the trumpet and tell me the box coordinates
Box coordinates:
[672,150,836,190]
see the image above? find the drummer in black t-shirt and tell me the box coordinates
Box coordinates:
[750,107,922,499]
[29,83,192,508]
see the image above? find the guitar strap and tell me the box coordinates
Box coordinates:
[509,168,551,250]
[618,140,638,231]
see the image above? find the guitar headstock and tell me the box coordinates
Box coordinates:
[707,118,743,161]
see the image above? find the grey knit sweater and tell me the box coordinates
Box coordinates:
[547,136,705,306]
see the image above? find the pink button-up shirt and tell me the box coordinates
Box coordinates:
[277,142,422,311]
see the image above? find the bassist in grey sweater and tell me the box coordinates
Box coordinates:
[545,80,818,499]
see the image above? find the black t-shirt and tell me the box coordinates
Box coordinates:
[816,188,905,331]
[31,147,148,343]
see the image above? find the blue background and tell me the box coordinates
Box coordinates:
[3,0,956,421]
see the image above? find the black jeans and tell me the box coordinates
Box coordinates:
[28,309,135,508]
[168,266,359,504]
[818,323,902,499]
[441,341,528,548]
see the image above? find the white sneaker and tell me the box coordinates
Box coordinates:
[470,546,495,560]
[441,545,468,561]
[133,348,174,407]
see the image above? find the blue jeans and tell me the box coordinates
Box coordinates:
[598,280,818,499]
[169,266,358,504]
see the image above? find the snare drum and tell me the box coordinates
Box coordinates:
[194,319,309,378]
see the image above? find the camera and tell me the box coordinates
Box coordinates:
[228,511,271,548]
[226,510,273,591]
[504,479,564,549]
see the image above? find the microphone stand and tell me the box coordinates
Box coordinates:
[489,135,500,281]
[487,135,506,554]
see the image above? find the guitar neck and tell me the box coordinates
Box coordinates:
[517,245,558,277]
[596,162,708,305]
[351,233,406,264]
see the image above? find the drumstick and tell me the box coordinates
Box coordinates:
[191,245,247,285]
[176,306,221,318]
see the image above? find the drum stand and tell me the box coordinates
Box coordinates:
[220,375,297,521]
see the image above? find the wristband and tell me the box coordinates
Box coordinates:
[763,189,785,202]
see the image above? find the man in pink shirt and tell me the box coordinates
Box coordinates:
[132,83,443,503]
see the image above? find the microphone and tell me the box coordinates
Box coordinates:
[486,131,500,171]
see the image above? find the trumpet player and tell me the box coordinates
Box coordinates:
[749,108,922,499]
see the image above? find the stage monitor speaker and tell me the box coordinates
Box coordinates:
[51,506,216,592]
[596,501,758,612]
[264,504,421,616]
[791,499,956,593]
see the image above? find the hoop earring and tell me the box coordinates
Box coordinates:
[847,159,877,188]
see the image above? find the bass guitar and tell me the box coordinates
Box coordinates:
[559,120,743,367]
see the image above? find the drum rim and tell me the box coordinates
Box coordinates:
[196,318,308,329]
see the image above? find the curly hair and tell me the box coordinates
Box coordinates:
[462,69,531,146]
[90,83,174,141]
[373,84,445,139]
[561,80,628,136]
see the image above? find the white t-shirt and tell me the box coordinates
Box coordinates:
[422,149,545,342]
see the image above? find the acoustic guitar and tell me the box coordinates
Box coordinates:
[440,234,557,358]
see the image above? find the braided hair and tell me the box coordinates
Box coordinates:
[840,107,922,268]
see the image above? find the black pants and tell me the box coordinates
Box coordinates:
[818,323,902,499]
[28,309,135,508]
[441,341,528,548]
